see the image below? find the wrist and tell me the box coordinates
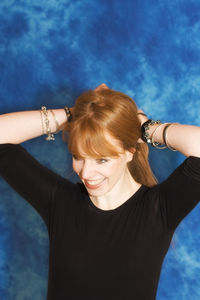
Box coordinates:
[64,106,72,121]
[141,119,161,143]
[141,119,177,151]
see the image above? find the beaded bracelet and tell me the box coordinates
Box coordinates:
[64,106,72,121]
[141,119,161,144]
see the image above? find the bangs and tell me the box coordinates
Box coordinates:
[67,119,124,159]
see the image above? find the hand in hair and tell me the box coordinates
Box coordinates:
[94,83,109,91]
[137,109,148,143]
[137,109,148,125]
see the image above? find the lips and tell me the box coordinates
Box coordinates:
[84,179,105,189]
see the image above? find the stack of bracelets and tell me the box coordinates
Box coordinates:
[39,108,176,151]
[140,115,177,151]
[40,106,72,141]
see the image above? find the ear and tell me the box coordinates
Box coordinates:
[125,148,135,163]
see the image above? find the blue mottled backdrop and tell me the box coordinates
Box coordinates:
[0,0,200,299]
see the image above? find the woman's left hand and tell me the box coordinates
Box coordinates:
[137,109,148,125]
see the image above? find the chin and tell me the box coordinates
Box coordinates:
[87,188,108,197]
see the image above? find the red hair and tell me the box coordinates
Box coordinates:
[63,88,157,187]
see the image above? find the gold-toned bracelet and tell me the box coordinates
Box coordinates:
[41,106,55,141]
[39,110,45,135]
[50,110,60,133]
[151,123,167,149]
[163,123,177,151]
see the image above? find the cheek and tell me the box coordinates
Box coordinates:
[105,160,127,178]
[72,160,81,174]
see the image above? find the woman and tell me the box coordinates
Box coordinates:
[0,84,200,300]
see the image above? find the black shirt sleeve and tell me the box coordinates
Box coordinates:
[0,143,74,228]
[155,156,200,230]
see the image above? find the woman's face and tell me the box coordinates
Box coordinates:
[72,140,133,197]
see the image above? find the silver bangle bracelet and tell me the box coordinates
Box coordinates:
[163,123,177,151]
[151,123,167,149]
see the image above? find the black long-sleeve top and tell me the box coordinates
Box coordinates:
[0,143,200,300]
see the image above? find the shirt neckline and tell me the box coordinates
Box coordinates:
[85,184,148,215]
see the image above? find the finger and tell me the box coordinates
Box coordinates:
[137,112,147,117]
[95,83,109,91]
[137,109,147,117]
[137,137,145,144]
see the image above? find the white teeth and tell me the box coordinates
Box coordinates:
[86,179,104,185]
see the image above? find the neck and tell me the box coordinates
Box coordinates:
[90,169,141,210]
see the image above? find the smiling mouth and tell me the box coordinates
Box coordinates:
[84,179,105,189]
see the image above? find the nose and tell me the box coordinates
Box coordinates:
[80,159,96,179]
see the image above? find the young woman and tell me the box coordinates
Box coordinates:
[0,84,200,300]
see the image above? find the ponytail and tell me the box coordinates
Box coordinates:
[128,143,157,187]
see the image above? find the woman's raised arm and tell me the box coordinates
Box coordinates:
[138,112,200,158]
[0,109,68,144]
[153,123,200,158]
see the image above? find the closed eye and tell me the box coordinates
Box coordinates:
[72,154,83,161]
[96,158,109,164]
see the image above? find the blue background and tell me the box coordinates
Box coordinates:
[0,0,200,299]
